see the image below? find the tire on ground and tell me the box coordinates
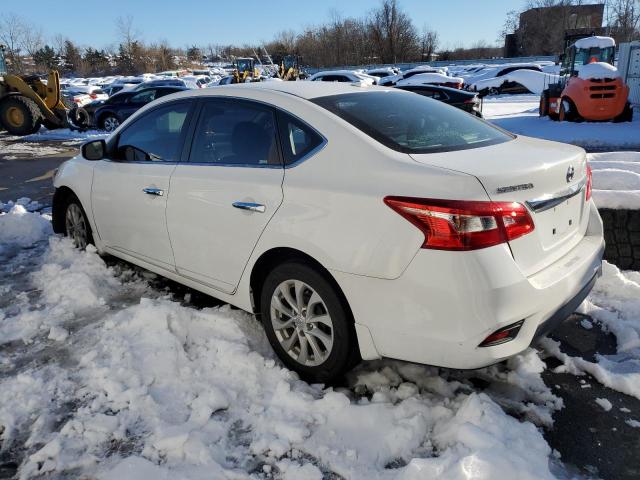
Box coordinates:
[0,95,42,136]
[260,261,360,384]
[52,190,94,248]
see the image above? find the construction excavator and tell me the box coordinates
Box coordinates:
[277,55,302,81]
[231,57,261,83]
[0,45,68,135]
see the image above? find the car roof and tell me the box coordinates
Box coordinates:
[162,81,385,101]
[397,84,474,95]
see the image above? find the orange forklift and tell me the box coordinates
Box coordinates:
[540,35,632,122]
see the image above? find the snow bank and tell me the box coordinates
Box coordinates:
[470,70,560,95]
[574,36,616,50]
[589,152,640,210]
[578,62,620,80]
[0,208,562,479]
[0,204,51,250]
[541,261,640,400]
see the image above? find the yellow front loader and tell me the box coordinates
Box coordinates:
[0,45,68,136]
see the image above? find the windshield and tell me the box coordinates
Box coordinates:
[575,46,615,66]
[312,91,513,154]
[0,48,6,75]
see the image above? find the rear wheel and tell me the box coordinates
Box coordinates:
[0,96,42,135]
[614,103,633,123]
[260,262,359,383]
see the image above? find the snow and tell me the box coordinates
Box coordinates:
[484,95,640,150]
[541,261,640,400]
[574,36,616,50]
[0,202,566,479]
[595,398,613,411]
[396,72,463,87]
[578,62,620,80]
[589,152,640,210]
[626,419,640,428]
[470,70,559,95]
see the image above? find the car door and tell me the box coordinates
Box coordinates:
[92,100,193,270]
[166,98,285,293]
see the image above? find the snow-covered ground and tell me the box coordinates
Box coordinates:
[589,152,640,210]
[0,201,639,479]
[484,95,640,150]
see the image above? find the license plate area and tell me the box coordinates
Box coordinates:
[535,191,585,249]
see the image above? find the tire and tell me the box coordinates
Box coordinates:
[613,103,633,123]
[260,261,359,383]
[539,91,549,117]
[55,193,94,249]
[559,97,580,122]
[0,95,42,136]
[99,114,120,132]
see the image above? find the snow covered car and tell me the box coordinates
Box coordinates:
[62,86,108,109]
[308,70,377,85]
[469,70,560,96]
[52,82,604,382]
[395,72,465,89]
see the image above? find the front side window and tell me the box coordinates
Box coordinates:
[189,99,280,166]
[312,91,513,154]
[115,102,190,162]
[129,89,157,104]
[276,111,324,165]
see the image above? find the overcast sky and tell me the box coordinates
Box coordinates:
[7,0,528,50]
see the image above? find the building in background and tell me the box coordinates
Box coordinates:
[505,3,605,57]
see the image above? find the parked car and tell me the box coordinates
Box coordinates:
[91,86,187,131]
[308,70,378,85]
[62,85,108,109]
[132,78,199,91]
[53,82,603,383]
[396,84,483,116]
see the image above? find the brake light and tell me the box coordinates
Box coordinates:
[90,93,97,99]
[585,164,593,201]
[384,197,534,251]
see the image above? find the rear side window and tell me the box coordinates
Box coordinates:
[115,102,190,162]
[276,111,324,165]
[189,99,280,166]
[312,91,512,154]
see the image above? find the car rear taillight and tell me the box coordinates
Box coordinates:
[478,320,524,347]
[90,93,97,99]
[585,164,593,201]
[384,197,534,251]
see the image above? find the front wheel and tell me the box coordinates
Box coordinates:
[0,96,42,136]
[100,114,120,132]
[539,92,549,117]
[260,262,359,383]
[61,196,93,249]
[614,103,634,123]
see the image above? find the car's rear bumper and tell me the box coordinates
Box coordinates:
[332,201,604,369]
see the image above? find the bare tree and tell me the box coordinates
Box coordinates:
[368,0,419,64]
[0,13,27,72]
[607,0,640,42]
[420,24,438,60]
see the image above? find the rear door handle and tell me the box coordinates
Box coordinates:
[143,187,164,196]
[232,201,266,213]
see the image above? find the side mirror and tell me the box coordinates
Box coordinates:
[82,139,106,161]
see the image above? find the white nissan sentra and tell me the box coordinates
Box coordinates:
[52,82,604,382]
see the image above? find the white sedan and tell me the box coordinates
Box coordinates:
[52,82,604,382]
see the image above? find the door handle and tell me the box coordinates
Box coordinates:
[232,201,266,213]
[143,187,164,196]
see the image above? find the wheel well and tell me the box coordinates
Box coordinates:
[52,186,76,234]
[249,247,353,321]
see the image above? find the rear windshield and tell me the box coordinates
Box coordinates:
[311,90,513,154]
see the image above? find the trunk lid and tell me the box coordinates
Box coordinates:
[410,136,589,276]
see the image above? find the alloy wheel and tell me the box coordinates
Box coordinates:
[65,203,88,249]
[270,279,334,367]
[103,116,120,132]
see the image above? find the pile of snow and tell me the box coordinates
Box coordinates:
[396,72,463,87]
[589,152,640,209]
[574,36,616,50]
[541,262,640,404]
[0,204,51,253]
[0,203,564,479]
[470,70,560,95]
[577,62,620,80]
